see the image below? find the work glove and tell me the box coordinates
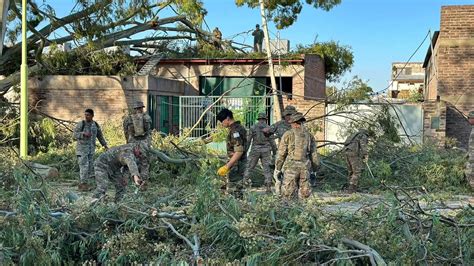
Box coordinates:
[363,156,369,164]
[217,165,230,177]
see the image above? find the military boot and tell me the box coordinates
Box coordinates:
[346,184,357,194]
[78,182,92,192]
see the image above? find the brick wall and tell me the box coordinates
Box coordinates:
[29,75,184,123]
[422,101,446,145]
[429,5,474,148]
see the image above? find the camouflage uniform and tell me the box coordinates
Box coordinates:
[244,113,273,191]
[465,112,474,188]
[73,120,107,183]
[226,121,248,194]
[93,144,144,202]
[268,106,297,162]
[343,130,369,191]
[275,113,319,199]
[123,101,152,180]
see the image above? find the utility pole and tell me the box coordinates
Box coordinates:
[20,0,28,157]
[259,0,281,122]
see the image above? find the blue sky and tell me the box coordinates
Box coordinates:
[34,0,473,91]
[201,0,473,91]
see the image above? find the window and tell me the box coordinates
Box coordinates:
[404,67,412,75]
[430,116,440,129]
[270,77,293,100]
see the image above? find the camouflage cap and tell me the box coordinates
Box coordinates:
[282,105,297,116]
[288,112,306,123]
[469,111,474,118]
[257,112,267,120]
[133,101,145,109]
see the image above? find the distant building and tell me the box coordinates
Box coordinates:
[388,62,424,99]
[422,5,474,148]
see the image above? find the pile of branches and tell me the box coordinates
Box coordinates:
[0,135,472,264]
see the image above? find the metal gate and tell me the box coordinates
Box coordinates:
[179,96,273,138]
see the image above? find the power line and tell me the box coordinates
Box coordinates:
[370,30,431,96]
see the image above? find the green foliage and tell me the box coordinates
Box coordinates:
[0,117,471,264]
[328,75,372,104]
[235,0,342,29]
[37,46,137,76]
[295,41,354,82]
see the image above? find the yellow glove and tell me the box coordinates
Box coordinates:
[217,165,230,177]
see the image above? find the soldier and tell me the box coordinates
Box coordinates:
[92,143,146,202]
[465,111,474,188]
[252,24,264,52]
[123,101,152,180]
[274,112,319,199]
[343,129,369,193]
[73,109,108,191]
[216,108,248,196]
[265,105,297,162]
[212,27,222,49]
[244,112,273,192]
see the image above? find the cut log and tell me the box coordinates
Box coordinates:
[25,162,60,179]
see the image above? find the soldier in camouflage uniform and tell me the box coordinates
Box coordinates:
[216,108,248,196]
[244,112,273,192]
[92,143,146,202]
[123,101,152,181]
[265,105,298,163]
[465,111,474,189]
[274,112,319,199]
[73,109,108,191]
[343,129,369,193]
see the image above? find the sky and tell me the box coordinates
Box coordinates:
[25,0,474,92]
[200,0,473,92]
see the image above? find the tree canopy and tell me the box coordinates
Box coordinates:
[235,0,342,29]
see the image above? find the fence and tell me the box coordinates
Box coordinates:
[179,96,273,138]
[325,103,423,147]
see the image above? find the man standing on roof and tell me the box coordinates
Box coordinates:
[73,108,108,191]
[252,24,264,53]
[213,27,222,49]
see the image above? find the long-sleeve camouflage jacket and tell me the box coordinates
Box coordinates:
[275,127,319,171]
[73,120,107,156]
[95,144,140,177]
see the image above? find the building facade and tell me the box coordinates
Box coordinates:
[423,5,474,148]
[388,62,424,99]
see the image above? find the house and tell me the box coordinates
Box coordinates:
[388,62,424,99]
[422,5,474,148]
[29,54,327,139]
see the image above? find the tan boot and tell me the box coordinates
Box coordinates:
[78,182,92,192]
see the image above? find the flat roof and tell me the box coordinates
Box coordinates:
[423,31,439,68]
[136,57,305,65]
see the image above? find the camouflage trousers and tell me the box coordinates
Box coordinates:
[345,152,364,187]
[226,159,247,197]
[244,146,273,189]
[282,160,312,199]
[77,153,94,183]
[93,161,129,202]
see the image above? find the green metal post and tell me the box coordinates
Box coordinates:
[20,0,28,157]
